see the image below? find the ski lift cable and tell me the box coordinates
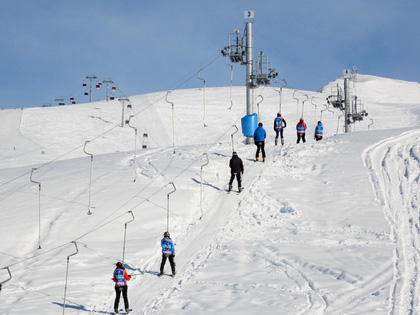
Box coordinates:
[1,49,223,188]
[0,121,122,188]
[2,242,70,269]
[0,50,242,271]
[0,210,133,270]
[1,109,248,270]
[83,109,247,238]
[116,109,247,217]
[2,49,234,236]
[0,117,121,165]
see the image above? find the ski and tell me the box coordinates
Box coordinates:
[227,188,243,194]
[115,309,132,314]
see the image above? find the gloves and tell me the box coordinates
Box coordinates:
[128,275,132,279]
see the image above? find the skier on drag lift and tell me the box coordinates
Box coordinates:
[112,261,131,314]
[160,231,176,277]
[254,122,266,162]
[314,121,323,141]
[228,151,244,193]
[296,118,307,144]
[273,113,287,145]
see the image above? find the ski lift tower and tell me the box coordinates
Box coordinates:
[222,11,277,144]
[343,69,351,133]
[85,75,97,103]
[328,68,368,133]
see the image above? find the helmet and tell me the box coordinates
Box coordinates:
[164,231,170,238]
[116,262,123,268]
[232,151,238,157]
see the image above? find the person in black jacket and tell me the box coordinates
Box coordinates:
[228,152,244,192]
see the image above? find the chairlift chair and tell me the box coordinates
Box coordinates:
[351,113,363,122]
[127,104,132,108]
[112,86,116,92]
[82,82,87,88]
[84,92,89,96]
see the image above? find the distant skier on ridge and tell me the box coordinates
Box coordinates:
[254,122,266,162]
[228,151,244,192]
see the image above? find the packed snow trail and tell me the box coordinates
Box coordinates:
[363,129,420,314]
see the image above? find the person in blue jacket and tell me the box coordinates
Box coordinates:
[314,121,323,141]
[273,113,287,145]
[160,231,176,276]
[254,122,266,162]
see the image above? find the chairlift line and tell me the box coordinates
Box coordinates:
[30,168,42,249]
[128,115,138,182]
[165,91,176,154]
[301,94,309,119]
[83,141,94,215]
[166,182,176,232]
[197,69,207,127]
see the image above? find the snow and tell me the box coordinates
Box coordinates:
[0,74,420,314]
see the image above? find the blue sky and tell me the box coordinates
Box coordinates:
[1,0,419,109]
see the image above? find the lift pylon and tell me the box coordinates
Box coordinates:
[222,11,278,144]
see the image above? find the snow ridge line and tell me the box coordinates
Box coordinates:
[362,129,420,315]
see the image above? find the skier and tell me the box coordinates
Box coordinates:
[314,121,323,141]
[296,118,307,144]
[228,151,244,192]
[112,262,131,314]
[160,231,176,277]
[254,122,266,162]
[273,113,287,145]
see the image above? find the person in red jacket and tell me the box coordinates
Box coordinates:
[112,261,131,314]
[296,118,307,143]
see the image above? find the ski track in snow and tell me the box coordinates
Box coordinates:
[363,129,420,314]
[126,141,387,314]
[2,76,420,314]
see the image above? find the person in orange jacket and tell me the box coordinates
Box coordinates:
[112,261,131,314]
[296,118,307,143]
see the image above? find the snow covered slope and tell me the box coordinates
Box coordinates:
[0,74,419,314]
